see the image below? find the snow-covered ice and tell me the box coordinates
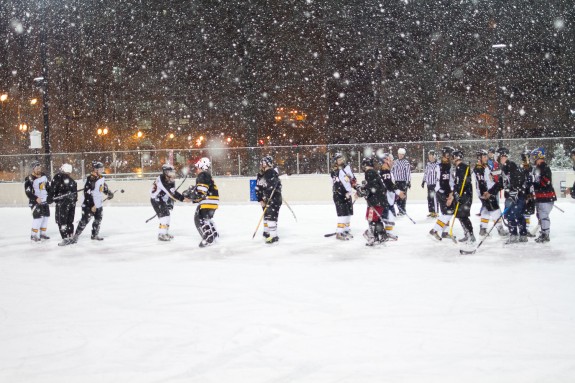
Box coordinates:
[1,201,575,382]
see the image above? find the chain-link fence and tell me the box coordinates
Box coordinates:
[1,137,574,182]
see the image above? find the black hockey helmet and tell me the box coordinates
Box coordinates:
[520,149,531,162]
[361,157,375,168]
[570,148,575,156]
[441,146,455,156]
[488,147,496,154]
[496,147,509,157]
[260,155,274,168]
[92,160,104,169]
[452,149,464,160]
[162,163,176,177]
[476,149,488,158]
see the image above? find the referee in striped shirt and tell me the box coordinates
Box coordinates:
[391,148,411,215]
[422,150,439,217]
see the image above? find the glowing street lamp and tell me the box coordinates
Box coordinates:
[0,94,7,102]
[137,131,143,138]
[19,123,28,132]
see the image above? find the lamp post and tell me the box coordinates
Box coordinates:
[492,44,507,143]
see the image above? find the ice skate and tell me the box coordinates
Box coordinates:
[91,235,104,241]
[479,228,487,236]
[335,233,349,241]
[429,229,442,241]
[534,233,550,243]
[158,234,171,242]
[265,236,279,244]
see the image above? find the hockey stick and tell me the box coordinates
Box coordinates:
[282,198,297,222]
[52,188,82,201]
[449,164,470,238]
[145,174,189,223]
[460,206,509,255]
[252,184,278,239]
[324,194,360,237]
[397,206,416,224]
[553,204,565,213]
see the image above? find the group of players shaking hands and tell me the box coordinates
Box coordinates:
[331,146,575,247]
[24,155,282,247]
[23,146,575,248]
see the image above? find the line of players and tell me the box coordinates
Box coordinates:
[22,147,575,247]
[330,146,573,246]
[24,155,283,247]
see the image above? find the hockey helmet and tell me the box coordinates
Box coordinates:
[530,147,545,160]
[488,147,496,154]
[397,148,406,155]
[428,150,436,156]
[361,157,375,169]
[378,152,393,163]
[195,157,211,171]
[571,148,575,156]
[92,161,104,169]
[452,149,464,160]
[441,146,455,157]
[520,149,531,163]
[60,163,73,174]
[476,149,488,157]
[332,152,344,163]
[30,160,41,169]
[260,155,274,168]
[496,147,509,157]
[162,163,176,177]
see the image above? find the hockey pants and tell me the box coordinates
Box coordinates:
[55,201,76,239]
[75,207,103,238]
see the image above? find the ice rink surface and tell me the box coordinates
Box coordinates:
[1,201,575,383]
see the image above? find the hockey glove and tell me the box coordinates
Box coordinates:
[107,191,114,200]
[406,181,411,189]
[507,190,518,203]
[421,181,425,189]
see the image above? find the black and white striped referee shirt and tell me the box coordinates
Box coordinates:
[423,160,439,185]
[391,158,411,182]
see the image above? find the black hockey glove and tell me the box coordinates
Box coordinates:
[106,191,114,200]
[421,181,425,189]
[406,181,411,189]
[507,190,518,203]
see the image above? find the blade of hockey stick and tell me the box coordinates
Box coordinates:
[324,232,337,237]
[460,249,476,255]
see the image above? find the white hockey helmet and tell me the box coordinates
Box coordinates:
[60,163,73,174]
[397,148,406,155]
[195,157,211,171]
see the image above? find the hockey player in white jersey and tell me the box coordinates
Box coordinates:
[330,153,356,240]
[150,164,191,241]
[24,161,52,242]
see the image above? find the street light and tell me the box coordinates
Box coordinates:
[0,94,7,102]
[492,43,507,142]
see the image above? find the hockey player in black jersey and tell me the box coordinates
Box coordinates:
[483,148,528,243]
[358,157,389,246]
[570,148,575,199]
[330,153,356,240]
[24,160,52,242]
[65,161,114,245]
[51,163,77,241]
[429,147,455,241]
[451,150,475,243]
[183,157,219,247]
[520,150,536,236]
[151,164,191,241]
[377,152,405,240]
[255,155,282,244]
[530,147,557,243]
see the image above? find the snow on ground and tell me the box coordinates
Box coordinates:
[1,201,575,383]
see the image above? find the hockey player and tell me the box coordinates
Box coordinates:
[473,150,507,237]
[255,155,282,244]
[530,147,557,243]
[378,152,405,240]
[330,153,356,240]
[150,164,191,241]
[451,150,475,243]
[24,160,52,242]
[422,150,439,218]
[520,150,536,236]
[391,148,411,215]
[184,158,219,247]
[429,147,455,241]
[570,148,575,199]
[484,148,527,243]
[51,163,78,242]
[67,161,114,244]
[357,157,388,246]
